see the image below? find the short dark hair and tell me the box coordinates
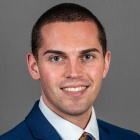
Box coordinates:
[31,3,107,60]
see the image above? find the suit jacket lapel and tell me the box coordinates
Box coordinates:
[97,119,118,140]
[25,101,121,140]
[98,124,111,140]
[25,101,62,140]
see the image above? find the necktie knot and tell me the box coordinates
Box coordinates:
[79,132,95,140]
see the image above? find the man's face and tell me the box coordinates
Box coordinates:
[28,22,110,118]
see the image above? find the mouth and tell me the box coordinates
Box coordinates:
[60,86,89,96]
[62,86,86,92]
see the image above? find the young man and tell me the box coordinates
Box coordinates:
[0,3,139,140]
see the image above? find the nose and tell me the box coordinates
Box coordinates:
[64,59,84,78]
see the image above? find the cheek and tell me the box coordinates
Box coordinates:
[41,67,63,84]
[40,70,57,94]
[87,65,104,80]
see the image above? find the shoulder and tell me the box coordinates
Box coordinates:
[0,121,34,140]
[97,119,140,139]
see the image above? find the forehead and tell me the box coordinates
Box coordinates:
[40,22,101,53]
[41,21,99,38]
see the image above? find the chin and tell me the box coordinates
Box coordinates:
[59,102,92,116]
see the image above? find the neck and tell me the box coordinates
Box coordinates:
[62,108,92,129]
[42,94,92,129]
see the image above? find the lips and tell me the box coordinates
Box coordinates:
[62,86,86,92]
[60,85,89,97]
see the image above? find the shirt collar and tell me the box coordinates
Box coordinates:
[39,96,99,140]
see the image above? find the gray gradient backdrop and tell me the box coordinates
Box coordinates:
[0,0,140,135]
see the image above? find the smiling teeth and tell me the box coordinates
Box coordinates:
[63,86,86,92]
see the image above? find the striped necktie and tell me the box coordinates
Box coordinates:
[79,132,95,140]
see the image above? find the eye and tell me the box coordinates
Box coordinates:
[51,56,61,62]
[80,54,96,66]
[82,54,94,60]
[50,55,64,62]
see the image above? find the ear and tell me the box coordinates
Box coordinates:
[103,51,111,78]
[27,53,40,80]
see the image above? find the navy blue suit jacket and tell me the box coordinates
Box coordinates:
[0,101,140,140]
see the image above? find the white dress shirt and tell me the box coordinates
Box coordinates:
[39,96,99,140]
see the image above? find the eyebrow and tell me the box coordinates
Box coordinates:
[43,48,100,56]
[80,48,100,54]
[43,50,66,56]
